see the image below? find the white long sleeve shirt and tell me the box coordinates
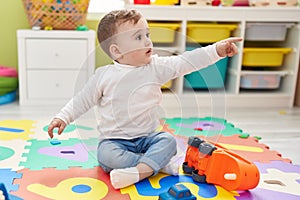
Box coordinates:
[55,44,223,139]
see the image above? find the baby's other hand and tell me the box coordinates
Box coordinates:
[216,37,243,57]
[48,118,66,138]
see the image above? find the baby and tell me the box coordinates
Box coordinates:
[48,9,242,189]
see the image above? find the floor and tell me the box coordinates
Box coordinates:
[1,102,300,199]
[3,103,299,164]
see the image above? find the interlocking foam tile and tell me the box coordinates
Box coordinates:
[157,119,176,133]
[237,161,300,200]
[164,117,243,137]
[204,134,291,163]
[0,120,36,140]
[19,138,98,170]
[121,173,239,199]
[30,120,96,140]
[3,117,298,200]
[12,167,130,200]
[255,160,300,173]
[0,169,22,192]
[0,140,30,170]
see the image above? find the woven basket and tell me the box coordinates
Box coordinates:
[22,0,90,30]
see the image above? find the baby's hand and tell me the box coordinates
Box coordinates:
[48,118,66,138]
[216,37,243,57]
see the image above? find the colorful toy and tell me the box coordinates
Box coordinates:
[0,183,23,200]
[0,66,18,77]
[50,139,61,145]
[158,184,196,200]
[0,72,18,96]
[76,25,88,31]
[0,92,17,105]
[44,26,53,30]
[0,183,9,200]
[31,26,41,31]
[182,136,260,191]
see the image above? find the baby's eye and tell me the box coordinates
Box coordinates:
[146,32,150,38]
[136,35,142,40]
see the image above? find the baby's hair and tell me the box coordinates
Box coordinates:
[97,9,142,57]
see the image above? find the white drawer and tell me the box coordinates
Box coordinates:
[27,70,87,99]
[26,39,88,69]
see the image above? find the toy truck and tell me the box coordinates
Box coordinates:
[182,136,260,191]
[158,184,196,200]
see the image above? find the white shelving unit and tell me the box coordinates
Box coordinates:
[17,30,96,105]
[126,5,300,108]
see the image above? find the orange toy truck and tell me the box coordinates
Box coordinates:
[182,136,260,191]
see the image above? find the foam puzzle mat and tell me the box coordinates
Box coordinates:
[0,117,300,200]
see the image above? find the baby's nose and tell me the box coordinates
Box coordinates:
[145,38,153,48]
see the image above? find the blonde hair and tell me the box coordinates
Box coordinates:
[97,9,142,57]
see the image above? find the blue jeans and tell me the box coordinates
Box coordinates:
[97,132,177,175]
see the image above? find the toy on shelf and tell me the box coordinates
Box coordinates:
[181,0,249,6]
[182,136,260,191]
[21,0,90,30]
[249,0,298,6]
[158,184,196,200]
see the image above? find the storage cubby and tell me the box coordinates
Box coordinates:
[126,5,300,107]
[17,30,96,105]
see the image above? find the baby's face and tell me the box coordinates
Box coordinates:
[112,17,153,66]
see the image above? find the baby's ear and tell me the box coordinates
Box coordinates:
[109,44,122,60]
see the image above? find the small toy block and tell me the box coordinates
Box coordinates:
[19,139,98,170]
[12,167,130,200]
[239,133,250,138]
[50,139,61,145]
[254,136,262,140]
[0,169,22,192]
[194,127,203,131]
[164,117,243,137]
[0,120,36,141]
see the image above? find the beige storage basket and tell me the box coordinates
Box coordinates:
[22,0,90,30]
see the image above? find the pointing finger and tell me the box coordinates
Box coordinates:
[222,37,243,44]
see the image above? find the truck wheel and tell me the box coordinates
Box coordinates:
[182,162,194,174]
[199,142,216,156]
[188,136,204,147]
[192,170,207,183]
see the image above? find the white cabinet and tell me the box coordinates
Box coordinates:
[17,30,95,105]
[126,5,300,108]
